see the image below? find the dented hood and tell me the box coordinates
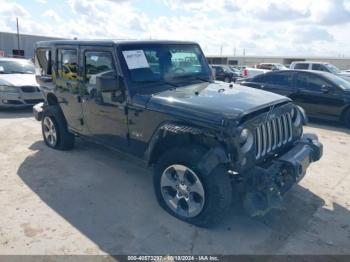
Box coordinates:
[146,81,290,122]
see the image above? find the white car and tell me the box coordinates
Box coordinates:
[0,58,44,108]
[239,63,288,80]
[290,61,350,81]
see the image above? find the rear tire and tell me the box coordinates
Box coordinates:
[154,146,232,227]
[42,105,75,150]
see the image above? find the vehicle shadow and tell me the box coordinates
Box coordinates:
[307,118,350,135]
[0,107,33,119]
[16,140,350,255]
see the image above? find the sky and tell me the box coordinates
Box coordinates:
[1,0,350,57]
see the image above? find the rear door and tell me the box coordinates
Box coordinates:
[55,47,83,131]
[80,45,128,149]
[259,71,297,97]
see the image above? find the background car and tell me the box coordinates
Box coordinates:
[228,66,243,77]
[290,61,350,81]
[0,58,44,108]
[211,65,239,82]
[240,70,350,127]
[256,63,288,71]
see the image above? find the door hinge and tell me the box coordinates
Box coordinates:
[79,118,84,126]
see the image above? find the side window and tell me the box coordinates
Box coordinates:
[84,51,123,104]
[294,63,309,70]
[215,67,223,73]
[85,51,115,84]
[259,64,272,70]
[312,64,330,72]
[57,49,78,81]
[264,72,293,87]
[35,48,52,76]
[297,73,328,91]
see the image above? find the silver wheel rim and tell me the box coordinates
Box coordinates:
[43,116,57,147]
[160,164,205,218]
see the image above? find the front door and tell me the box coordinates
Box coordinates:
[80,46,128,149]
[56,47,83,131]
[293,72,342,119]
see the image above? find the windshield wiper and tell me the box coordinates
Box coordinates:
[181,75,212,83]
[140,80,179,88]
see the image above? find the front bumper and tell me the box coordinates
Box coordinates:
[0,91,44,108]
[33,102,45,121]
[243,133,323,216]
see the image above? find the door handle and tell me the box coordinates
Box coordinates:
[261,85,265,89]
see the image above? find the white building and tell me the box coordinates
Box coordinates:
[0,31,63,59]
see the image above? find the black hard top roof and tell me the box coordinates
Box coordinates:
[36,39,198,48]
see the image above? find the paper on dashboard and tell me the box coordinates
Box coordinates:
[122,50,150,70]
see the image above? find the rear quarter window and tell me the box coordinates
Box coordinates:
[294,63,309,70]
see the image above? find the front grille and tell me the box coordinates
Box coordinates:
[24,99,44,105]
[21,86,39,93]
[255,112,293,160]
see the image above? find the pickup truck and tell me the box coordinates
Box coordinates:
[33,40,322,227]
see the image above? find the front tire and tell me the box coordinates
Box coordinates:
[42,105,75,150]
[154,147,232,227]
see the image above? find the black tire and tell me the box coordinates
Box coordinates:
[343,108,350,128]
[41,105,75,150]
[154,146,232,227]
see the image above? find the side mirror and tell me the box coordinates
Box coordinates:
[96,72,119,92]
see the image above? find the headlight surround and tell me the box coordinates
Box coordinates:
[239,128,253,152]
[291,106,301,127]
[0,85,19,93]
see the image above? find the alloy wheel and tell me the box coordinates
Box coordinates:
[43,116,57,147]
[160,164,205,218]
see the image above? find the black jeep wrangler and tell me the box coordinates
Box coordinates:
[33,40,322,227]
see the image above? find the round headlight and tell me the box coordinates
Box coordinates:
[240,128,249,144]
[291,107,301,126]
[239,128,253,152]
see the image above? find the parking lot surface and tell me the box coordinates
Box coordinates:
[0,109,350,255]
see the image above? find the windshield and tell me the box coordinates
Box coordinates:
[120,44,211,91]
[326,73,350,90]
[325,64,341,74]
[0,60,35,74]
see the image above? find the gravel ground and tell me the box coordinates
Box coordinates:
[0,108,349,255]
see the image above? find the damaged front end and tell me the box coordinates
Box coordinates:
[241,133,322,216]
